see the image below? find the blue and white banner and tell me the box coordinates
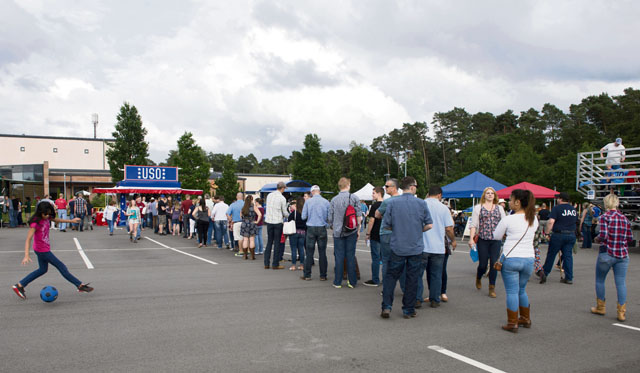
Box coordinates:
[125,165,178,182]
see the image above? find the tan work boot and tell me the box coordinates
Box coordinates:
[502,309,519,333]
[617,303,626,322]
[518,305,531,328]
[476,278,481,290]
[590,298,606,316]
[488,285,497,298]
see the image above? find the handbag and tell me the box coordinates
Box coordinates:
[283,211,296,235]
[494,224,529,271]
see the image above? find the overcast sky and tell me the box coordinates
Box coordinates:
[1,0,639,163]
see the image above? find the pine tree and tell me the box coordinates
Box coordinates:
[105,102,149,182]
[291,134,330,190]
[173,132,211,192]
[216,155,240,202]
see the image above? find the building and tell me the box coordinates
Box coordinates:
[0,134,114,200]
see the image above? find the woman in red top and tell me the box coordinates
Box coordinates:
[12,202,93,300]
[591,193,633,321]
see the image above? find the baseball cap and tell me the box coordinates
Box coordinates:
[555,192,570,201]
[160,194,166,198]
[498,198,506,203]
[615,137,622,145]
[310,185,321,192]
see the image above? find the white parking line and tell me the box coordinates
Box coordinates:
[145,237,218,265]
[428,345,506,373]
[613,323,640,332]
[73,238,94,269]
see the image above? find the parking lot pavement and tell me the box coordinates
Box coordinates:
[2,226,640,372]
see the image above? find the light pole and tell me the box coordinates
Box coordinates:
[92,113,98,139]
[404,150,413,177]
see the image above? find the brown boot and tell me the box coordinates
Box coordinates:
[502,309,519,333]
[476,278,482,290]
[243,249,248,260]
[518,305,531,328]
[250,247,256,260]
[617,303,626,322]
[488,285,497,298]
[590,298,606,316]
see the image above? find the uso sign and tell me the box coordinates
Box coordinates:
[124,165,178,182]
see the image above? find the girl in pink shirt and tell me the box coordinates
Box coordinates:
[12,202,94,300]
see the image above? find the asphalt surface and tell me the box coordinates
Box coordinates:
[1,224,640,372]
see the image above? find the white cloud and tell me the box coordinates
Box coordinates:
[1,0,639,164]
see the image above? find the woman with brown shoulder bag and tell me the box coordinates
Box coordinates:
[492,189,538,333]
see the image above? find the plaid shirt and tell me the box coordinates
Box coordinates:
[74,197,87,215]
[598,210,633,259]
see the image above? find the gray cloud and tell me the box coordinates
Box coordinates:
[1,0,639,163]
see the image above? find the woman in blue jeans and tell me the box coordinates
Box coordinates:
[492,189,538,333]
[580,202,593,248]
[591,193,633,321]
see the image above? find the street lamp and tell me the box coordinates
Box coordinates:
[404,150,413,177]
[92,113,98,139]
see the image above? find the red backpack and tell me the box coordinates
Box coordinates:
[342,194,358,235]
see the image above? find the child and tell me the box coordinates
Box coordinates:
[172,201,181,236]
[12,202,93,300]
[126,199,140,243]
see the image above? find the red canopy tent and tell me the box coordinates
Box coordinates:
[497,182,557,199]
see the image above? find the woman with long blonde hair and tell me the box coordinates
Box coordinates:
[469,187,506,298]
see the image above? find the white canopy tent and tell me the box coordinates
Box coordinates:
[353,183,375,201]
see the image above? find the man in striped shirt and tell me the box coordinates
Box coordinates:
[74,194,88,232]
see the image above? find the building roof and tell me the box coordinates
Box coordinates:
[49,168,112,176]
[0,133,114,142]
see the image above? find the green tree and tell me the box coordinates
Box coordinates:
[216,155,240,202]
[237,153,258,173]
[348,143,370,191]
[172,132,211,192]
[105,102,149,182]
[291,134,330,190]
[208,153,233,172]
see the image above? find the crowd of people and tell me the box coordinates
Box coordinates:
[9,170,635,330]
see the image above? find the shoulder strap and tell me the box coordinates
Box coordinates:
[502,224,529,260]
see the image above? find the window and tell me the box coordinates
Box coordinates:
[53,148,58,153]
[20,146,25,152]
[84,149,89,154]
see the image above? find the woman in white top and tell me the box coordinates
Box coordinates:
[103,200,118,236]
[492,189,538,333]
[469,187,506,297]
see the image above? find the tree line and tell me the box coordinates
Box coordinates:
[106,88,640,203]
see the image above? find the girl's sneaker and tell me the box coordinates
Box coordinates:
[12,284,26,299]
[77,284,94,293]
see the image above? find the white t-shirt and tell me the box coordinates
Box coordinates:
[602,143,626,164]
[104,206,118,221]
[492,214,538,259]
[211,202,229,221]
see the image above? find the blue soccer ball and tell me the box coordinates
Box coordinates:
[40,286,58,303]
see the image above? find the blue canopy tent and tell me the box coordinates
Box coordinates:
[442,171,507,199]
[259,180,312,199]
